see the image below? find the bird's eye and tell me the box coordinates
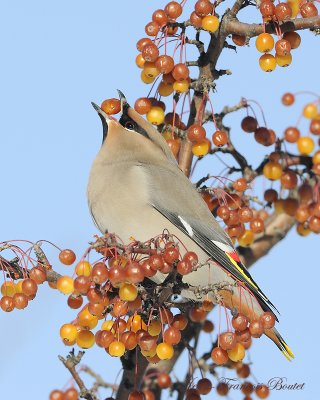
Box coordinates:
[125,121,135,130]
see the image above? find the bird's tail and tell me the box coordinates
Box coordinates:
[265,327,294,361]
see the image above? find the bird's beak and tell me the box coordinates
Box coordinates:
[117,89,129,115]
[91,102,110,142]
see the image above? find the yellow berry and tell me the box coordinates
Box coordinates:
[255,33,274,53]
[141,71,155,84]
[275,53,292,67]
[75,260,92,277]
[158,81,174,97]
[60,323,78,344]
[296,223,311,236]
[1,281,16,297]
[15,280,24,293]
[76,330,95,349]
[238,230,254,247]
[135,53,145,69]
[148,319,162,336]
[259,53,276,72]
[173,80,189,93]
[192,139,210,156]
[227,343,245,362]
[288,0,300,17]
[156,342,174,360]
[57,276,74,295]
[78,308,98,330]
[201,15,219,32]
[303,103,318,119]
[101,320,116,333]
[109,341,126,357]
[127,315,147,332]
[143,62,160,78]
[263,161,282,180]
[313,150,320,165]
[119,283,138,302]
[147,107,165,125]
[297,136,315,155]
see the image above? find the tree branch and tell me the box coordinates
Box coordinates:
[59,350,96,400]
[226,15,320,38]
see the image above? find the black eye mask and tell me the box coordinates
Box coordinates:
[119,110,150,139]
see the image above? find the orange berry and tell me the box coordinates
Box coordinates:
[201,15,219,32]
[297,136,315,155]
[59,249,76,265]
[101,98,121,115]
[256,33,274,53]
[156,342,174,360]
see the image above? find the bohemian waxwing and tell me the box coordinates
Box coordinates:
[87,91,293,360]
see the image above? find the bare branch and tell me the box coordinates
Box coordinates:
[226,15,320,38]
[59,350,96,400]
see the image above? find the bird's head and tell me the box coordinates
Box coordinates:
[91,90,177,164]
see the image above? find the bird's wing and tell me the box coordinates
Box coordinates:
[140,162,279,316]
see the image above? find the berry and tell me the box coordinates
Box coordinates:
[60,323,78,344]
[260,312,276,329]
[57,276,74,295]
[219,331,237,350]
[59,249,76,265]
[202,15,219,32]
[256,384,270,399]
[101,99,121,115]
[187,124,206,143]
[300,2,318,18]
[147,107,165,125]
[275,53,292,67]
[283,31,301,49]
[275,39,291,56]
[75,260,92,277]
[263,161,282,180]
[259,54,276,72]
[303,103,318,119]
[211,347,229,365]
[152,9,168,27]
[156,342,174,360]
[119,283,138,301]
[232,34,246,46]
[197,378,212,394]
[192,139,210,156]
[157,373,172,388]
[195,0,213,17]
[241,116,258,132]
[256,33,274,53]
[281,92,295,105]
[297,136,315,154]
[155,55,174,74]
[109,340,126,357]
[228,342,246,362]
[284,126,300,142]
[164,1,183,18]
[212,130,228,147]
[76,330,95,349]
[275,3,292,21]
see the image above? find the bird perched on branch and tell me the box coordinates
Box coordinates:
[87,90,293,360]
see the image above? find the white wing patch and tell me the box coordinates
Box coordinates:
[212,240,233,253]
[178,216,194,236]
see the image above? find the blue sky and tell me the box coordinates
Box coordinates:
[0,1,319,399]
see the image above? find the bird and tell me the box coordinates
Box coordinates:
[87,90,293,360]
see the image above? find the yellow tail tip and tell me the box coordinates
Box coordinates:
[281,341,294,361]
[283,343,294,359]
